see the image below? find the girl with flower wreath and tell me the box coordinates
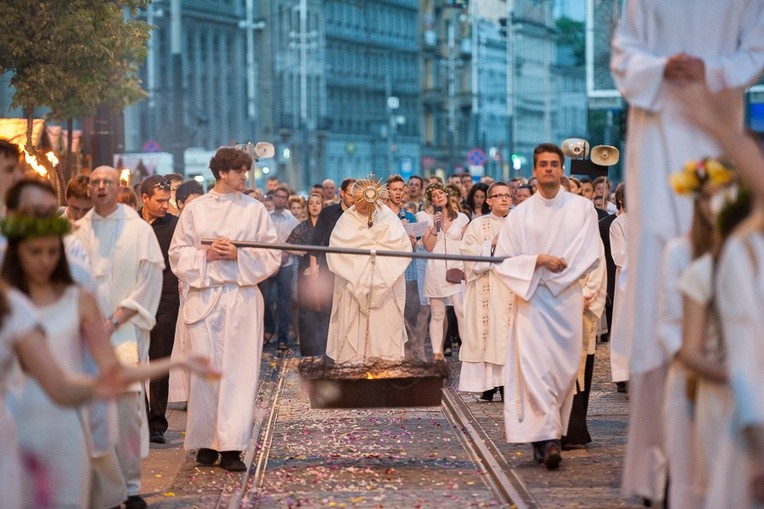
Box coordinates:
[0,189,216,508]
[421,182,469,361]
[681,83,764,507]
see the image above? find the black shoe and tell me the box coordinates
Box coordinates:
[220,451,247,472]
[498,386,504,402]
[600,333,609,343]
[196,447,219,465]
[616,381,628,393]
[124,495,148,509]
[278,341,289,351]
[443,346,452,357]
[150,430,166,444]
[480,389,496,402]
[543,442,562,470]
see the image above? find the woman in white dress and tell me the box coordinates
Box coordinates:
[0,210,217,508]
[421,183,469,360]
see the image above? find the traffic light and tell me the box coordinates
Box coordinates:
[511,153,522,171]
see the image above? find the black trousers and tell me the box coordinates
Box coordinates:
[563,353,595,446]
[147,296,179,433]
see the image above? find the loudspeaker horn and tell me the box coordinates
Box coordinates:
[590,145,620,166]
[561,138,590,159]
[254,142,275,159]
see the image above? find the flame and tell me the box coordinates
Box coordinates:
[366,372,375,380]
[20,146,58,177]
[120,168,131,186]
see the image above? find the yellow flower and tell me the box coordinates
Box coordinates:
[670,171,700,195]
[683,160,697,174]
[705,158,734,186]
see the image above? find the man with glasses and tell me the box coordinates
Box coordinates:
[169,147,280,472]
[263,185,298,350]
[138,176,179,445]
[458,182,514,402]
[74,166,165,509]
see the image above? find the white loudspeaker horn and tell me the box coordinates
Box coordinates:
[590,145,620,166]
[561,138,590,159]
[254,142,275,159]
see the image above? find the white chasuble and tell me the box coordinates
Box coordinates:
[169,191,280,451]
[458,213,513,392]
[493,190,600,443]
[326,205,412,364]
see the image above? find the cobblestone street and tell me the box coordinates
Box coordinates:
[140,340,645,508]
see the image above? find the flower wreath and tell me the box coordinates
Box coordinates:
[0,213,71,239]
[424,182,448,207]
[669,157,736,196]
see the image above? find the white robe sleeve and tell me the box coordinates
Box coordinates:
[235,208,281,286]
[716,235,764,429]
[169,209,209,288]
[459,219,491,280]
[704,0,764,91]
[610,0,668,112]
[656,238,691,359]
[493,216,540,301]
[119,259,163,332]
[610,217,628,270]
[583,243,608,319]
[543,204,601,297]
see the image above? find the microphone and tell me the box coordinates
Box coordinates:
[433,205,442,232]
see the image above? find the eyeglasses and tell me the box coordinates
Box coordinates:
[488,193,511,200]
[153,181,171,190]
[274,193,289,199]
[90,179,116,187]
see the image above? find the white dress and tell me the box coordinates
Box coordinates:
[0,289,45,509]
[423,212,469,298]
[680,254,750,509]
[657,236,702,509]
[716,232,764,509]
[8,286,89,509]
[609,213,630,382]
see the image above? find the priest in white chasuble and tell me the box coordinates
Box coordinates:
[169,147,280,472]
[458,181,513,400]
[326,178,412,364]
[493,143,600,470]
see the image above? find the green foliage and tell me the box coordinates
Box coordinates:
[556,16,585,67]
[0,0,151,123]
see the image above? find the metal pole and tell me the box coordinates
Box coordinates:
[200,239,508,263]
[300,0,310,191]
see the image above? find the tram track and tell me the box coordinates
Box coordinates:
[215,352,540,509]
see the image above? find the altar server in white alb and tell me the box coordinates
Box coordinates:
[326,178,412,363]
[169,146,280,472]
[493,143,600,470]
[458,181,513,401]
[610,1,764,502]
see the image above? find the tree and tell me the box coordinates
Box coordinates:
[556,16,585,68]
[0,0,151,202]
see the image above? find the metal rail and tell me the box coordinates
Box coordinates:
[200,239,508,264]
[442,387,538,509]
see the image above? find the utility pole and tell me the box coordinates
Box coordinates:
[171,0,183,173]
[447,22,456,172]
[506,0,516,180]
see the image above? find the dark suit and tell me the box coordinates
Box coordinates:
[598,213,617,339]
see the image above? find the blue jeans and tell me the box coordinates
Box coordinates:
[263,263,295,343]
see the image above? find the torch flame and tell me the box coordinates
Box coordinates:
[20,147,58,177]
[366,372,375,380]
[120,168,131,186]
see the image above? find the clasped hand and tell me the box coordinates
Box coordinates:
[206,237,237,261]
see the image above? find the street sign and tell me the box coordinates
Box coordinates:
[467,148,487,166]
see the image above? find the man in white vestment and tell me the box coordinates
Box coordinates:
[610,2,764,501]
[326,179,412,364]
[74,166,164,509]
[169,147,280,472]
[493,144,600,470]
[458,181,513,401]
